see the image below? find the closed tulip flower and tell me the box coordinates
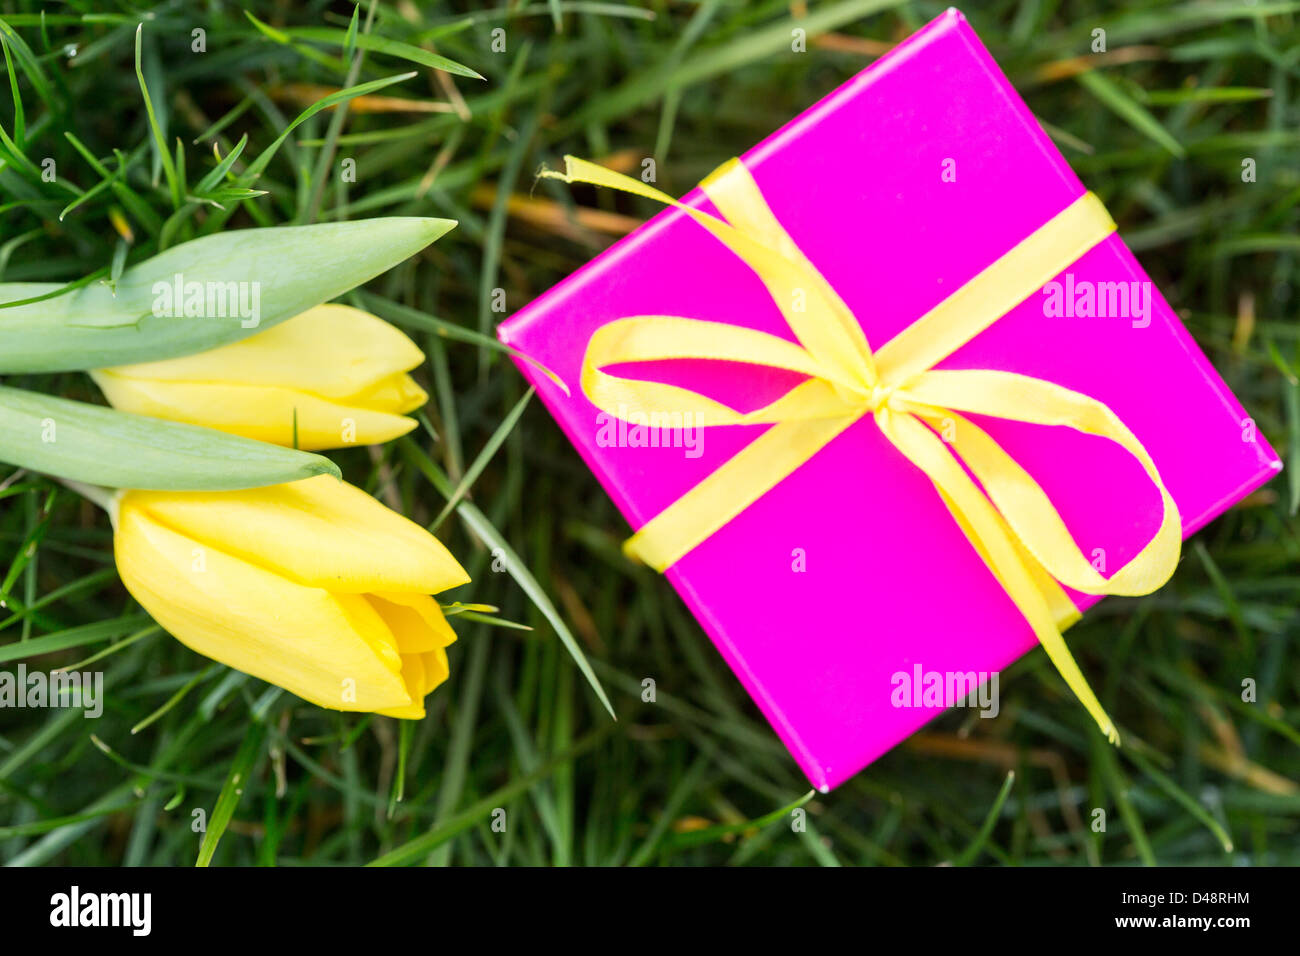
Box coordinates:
[90,304,428,451]
[113,475,469,718]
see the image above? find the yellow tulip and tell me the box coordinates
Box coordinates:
[113,475,470,718]
[90,304,428,451]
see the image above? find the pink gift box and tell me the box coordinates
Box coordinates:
[498,8,1281,790]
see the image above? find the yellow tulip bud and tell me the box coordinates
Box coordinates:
[91,305,428,451]
[113,475,470,718]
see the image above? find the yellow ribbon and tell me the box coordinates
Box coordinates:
[544,156,1182,745]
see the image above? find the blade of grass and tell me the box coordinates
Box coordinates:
[131,664,216,735]
[196,720,267,867]
[358,291,567,393]
[663,789,816,851]
[367,721,618,866]
[247,19,484,80]
[134,24,182,208]
[431,387,534,531]
[0,614,152,664]
[953,771,1015,865]
[1077,70,1187,157]
[1093,730,1156,865]
[402,436,614,719]
[1122,744,1235,853]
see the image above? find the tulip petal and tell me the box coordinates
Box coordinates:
[129,475,471,595]
[368,593,457,651]
[351,373,429,414]
[115,500,412,712]
[375,646,452,718]
[376,701,426,719]
[90,371,419,450]
[336,594,403,675]
[421,648,451,695]
[99,304,424,399]
[377,656,428,719]
[399,653,426,700]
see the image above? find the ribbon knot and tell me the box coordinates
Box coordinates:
[865,382,900,414]
[542,155,1183,746]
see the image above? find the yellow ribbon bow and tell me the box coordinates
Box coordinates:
[543,156,1182,744]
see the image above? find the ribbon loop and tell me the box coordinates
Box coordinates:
[904,370,1180,596]
[546,154,1182,746]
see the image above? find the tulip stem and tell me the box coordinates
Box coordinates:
[56,478,121,527]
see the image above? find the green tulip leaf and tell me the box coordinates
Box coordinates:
[0,385,340,490]
[0,216,456,373]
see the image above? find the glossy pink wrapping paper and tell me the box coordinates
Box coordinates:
[498,9,1281,790]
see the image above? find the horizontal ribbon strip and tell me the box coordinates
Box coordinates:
[542,155,1181,745]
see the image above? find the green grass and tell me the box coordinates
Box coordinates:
[1,0,1298,866]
